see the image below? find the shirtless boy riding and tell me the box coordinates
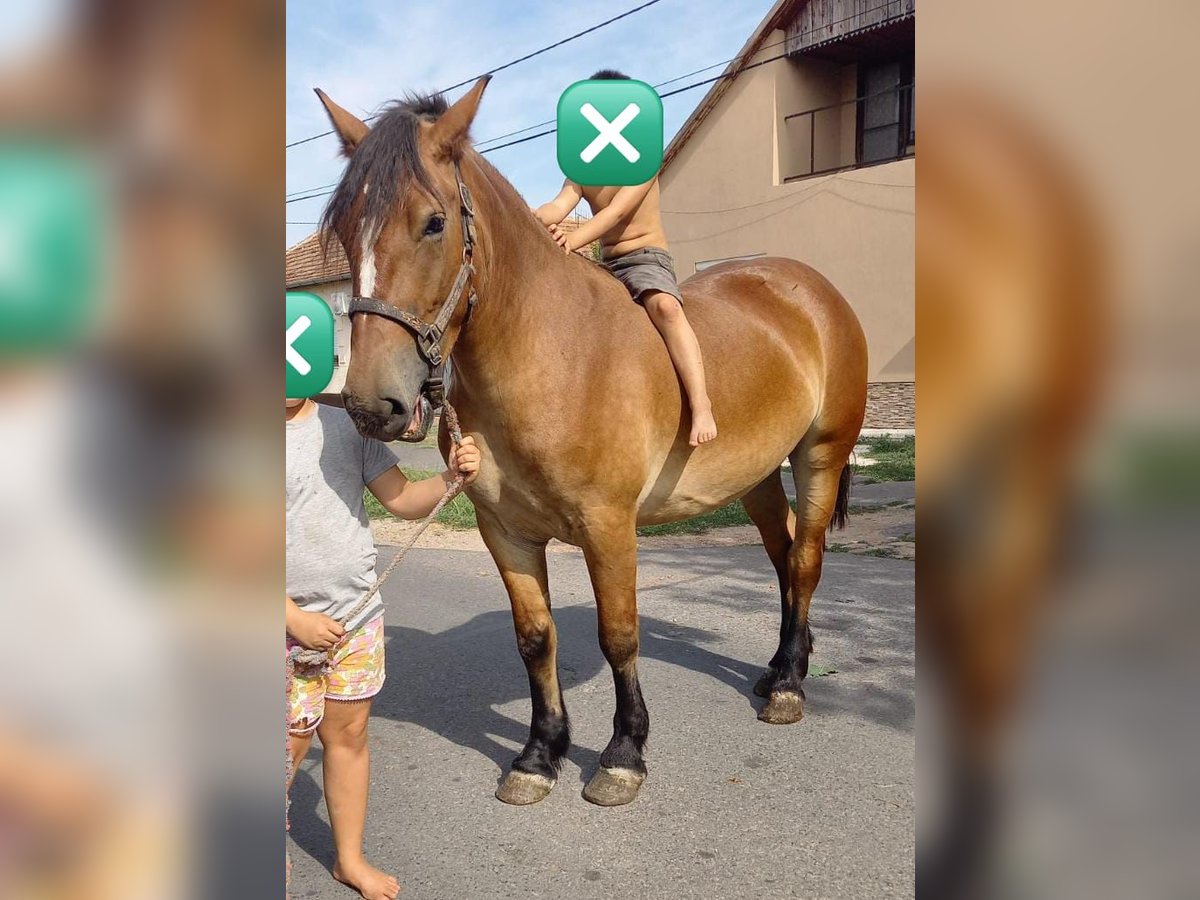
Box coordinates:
[534,69,717,446]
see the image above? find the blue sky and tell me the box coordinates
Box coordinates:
[286,0,778,248]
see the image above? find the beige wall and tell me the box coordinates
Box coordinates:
[293,277,353,393]
[661,31,914,382]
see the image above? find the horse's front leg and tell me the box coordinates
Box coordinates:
[579,517,649,806]
[479,515,569,805]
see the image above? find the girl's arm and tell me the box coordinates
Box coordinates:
[367,467,455,520]
[366,436,480,519]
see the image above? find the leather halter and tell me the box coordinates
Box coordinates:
[347,161,478,393]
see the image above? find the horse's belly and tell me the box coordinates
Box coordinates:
[634,431,800,526]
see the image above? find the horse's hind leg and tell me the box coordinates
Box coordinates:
[740,472,797,698]
[480,516,569,805]
[758,443,852,725]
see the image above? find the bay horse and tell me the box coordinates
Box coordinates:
[316,77,867,807]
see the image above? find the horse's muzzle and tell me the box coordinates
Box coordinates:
[342,391,418,442]
[396,394,433,443]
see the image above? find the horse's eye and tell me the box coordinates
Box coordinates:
[423,214,445,237]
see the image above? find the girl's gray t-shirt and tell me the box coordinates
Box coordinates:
[286,404,399,631]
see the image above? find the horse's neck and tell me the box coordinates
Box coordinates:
[451,160,597,401]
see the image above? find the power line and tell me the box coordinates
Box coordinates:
[471,34,794,152]
[284,0,666,150]
[286,6,912,206]
[287,182,336,199]
[283,48,783,205]
[286,46,794,206]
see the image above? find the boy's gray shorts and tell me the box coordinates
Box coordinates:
[604,246,683,304]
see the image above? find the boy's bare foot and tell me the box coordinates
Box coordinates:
[689,406,718,446]
[333,857,401,900]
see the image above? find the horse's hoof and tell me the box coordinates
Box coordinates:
[753,669,776,698]
[495,771,556,806]
[759,690,805,725]
[582,767,645,807]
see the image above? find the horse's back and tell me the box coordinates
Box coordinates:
[676,255,866,386]
[681,256,860,330]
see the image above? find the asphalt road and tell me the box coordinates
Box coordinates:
[288,540,914,899]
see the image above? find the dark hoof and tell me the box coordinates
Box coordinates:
[753,669,777,698]
[582,767,645,807]
[759,690,805,725]
[495,771,556,805]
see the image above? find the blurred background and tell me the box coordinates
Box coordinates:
[918,0,1198,897]
[0,0,282,897]
[1,0,1197,897]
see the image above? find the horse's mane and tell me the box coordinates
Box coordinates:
[320,92,448,259]
[469,152,616,280]
[320,90,622,295]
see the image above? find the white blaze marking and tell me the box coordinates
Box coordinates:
[579,102,641,163]
[359,232,376,297]
[359,181,376,296]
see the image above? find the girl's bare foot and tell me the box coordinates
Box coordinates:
[689,406,718,446]
[333,856,401,900]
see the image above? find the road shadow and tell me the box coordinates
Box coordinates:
[366,550,913,774]
[636,547,915,732]
[289,746,334,873]
[289,545,913,862]
[370,608,767,776]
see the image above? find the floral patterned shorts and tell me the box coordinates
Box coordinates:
[287,614,385,735]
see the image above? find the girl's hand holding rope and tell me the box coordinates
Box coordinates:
[289,611,345,651]
[447,435,481,484]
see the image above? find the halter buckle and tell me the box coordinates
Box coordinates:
[417,328,444,367]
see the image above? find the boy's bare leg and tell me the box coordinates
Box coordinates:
[643,292,718,445]
[317,699,400,900]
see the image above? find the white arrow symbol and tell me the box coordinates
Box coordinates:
[286,315,312,375]
[579,102,641,163]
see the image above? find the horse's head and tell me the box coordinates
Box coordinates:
[316,77,489,440]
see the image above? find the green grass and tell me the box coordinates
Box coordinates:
[364,467,478,529]
[365,474,772,536]
[362,439,914,534]
[853,435,915,483]
[861,546,905,559]
[635,501,760,536]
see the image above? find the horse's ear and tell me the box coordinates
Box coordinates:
[314,88,369,157]
[429,76,491,162]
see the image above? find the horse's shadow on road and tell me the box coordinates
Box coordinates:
[291,571,914,870]
[371,608,764,775]
[288,609,764,872]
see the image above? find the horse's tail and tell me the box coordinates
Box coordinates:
[829,464,852,531]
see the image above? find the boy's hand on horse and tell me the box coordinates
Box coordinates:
[449,435,481,485]
[548,223,574,253]
[289,609,346,651]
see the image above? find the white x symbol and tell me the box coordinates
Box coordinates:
[286,315,312,375]
[579,102,641,163]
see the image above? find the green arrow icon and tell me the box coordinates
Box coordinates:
[286,292,334,398]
